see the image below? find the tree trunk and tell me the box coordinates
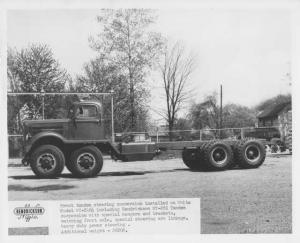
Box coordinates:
[129,77,135,131]
[168,121,174,141]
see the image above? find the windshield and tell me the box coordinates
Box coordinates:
[77,105,97,118]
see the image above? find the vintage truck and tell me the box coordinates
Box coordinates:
[22,100,266,178]
[241,127,287,153]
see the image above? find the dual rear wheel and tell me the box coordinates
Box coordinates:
[30,145,103,178]
[182,139,266,171]
[234,139,266,169]
[203,141,234,170]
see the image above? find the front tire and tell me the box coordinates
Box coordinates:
[30,145,65,178]
[69,145,103,178]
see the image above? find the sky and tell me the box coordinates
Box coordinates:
[7,8,292,121]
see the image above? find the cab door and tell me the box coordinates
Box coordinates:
[70,104,104,140]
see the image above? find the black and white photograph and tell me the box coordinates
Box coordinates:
[1,0,298,240]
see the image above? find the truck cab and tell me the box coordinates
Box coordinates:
[22,100,156,178]
[67,101,105,140]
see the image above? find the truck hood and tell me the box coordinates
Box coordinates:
[23,119,69,126]
[23,119,69,136]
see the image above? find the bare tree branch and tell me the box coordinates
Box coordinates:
[160,42,197,138]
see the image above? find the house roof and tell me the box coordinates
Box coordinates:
[257,101,291,119]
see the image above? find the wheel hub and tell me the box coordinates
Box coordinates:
[245,145,260,163]
[211,147,227,164]
[37,153,56,171]
[77,153,96,171]
[215,152,222,160]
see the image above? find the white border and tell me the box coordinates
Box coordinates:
[1,0,299,243]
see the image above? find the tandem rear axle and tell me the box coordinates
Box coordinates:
[23,137,266,178]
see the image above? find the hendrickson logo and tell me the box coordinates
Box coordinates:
[13,204,45,222]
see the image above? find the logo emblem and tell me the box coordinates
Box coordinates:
[13,204,45,222]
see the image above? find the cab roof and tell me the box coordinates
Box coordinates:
[73,100,102,107]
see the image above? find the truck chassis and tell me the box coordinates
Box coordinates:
[23,138,266,178]
[21,101,266,178]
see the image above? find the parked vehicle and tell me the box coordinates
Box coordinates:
[22,101,266,178]
[242,127,286,153]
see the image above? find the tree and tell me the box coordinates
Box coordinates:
[189,93,257,140]
[222,104,256,128]
[7,44,71,134]
[172,117,194,141]
[7,44,72,157]
[160,42,196,138]
[189,92,219,130]
[255,94,291,112]
[189,91,257,129]
[89,9,163,131]
[7,48,20,92]
[76,57,149,133]
[7,48,23,134]
[11,44,69,93]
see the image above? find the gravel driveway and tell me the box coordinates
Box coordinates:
[8,155,292,233]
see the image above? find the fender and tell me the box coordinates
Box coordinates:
[24,131,66,155]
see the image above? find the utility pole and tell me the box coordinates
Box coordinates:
[219,84,223,137]
[41,88,45,120]
[111,90,115,143]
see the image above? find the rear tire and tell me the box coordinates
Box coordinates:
[235,139,266,168]
[202,141,234,170]
[227,140,240,169]
[30,145,65,178]
[69,145,103,178]
[182,148,204,170]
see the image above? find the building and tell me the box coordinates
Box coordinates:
[257,101,292,150]
[257,101,291,127]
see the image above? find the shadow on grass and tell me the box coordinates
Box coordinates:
[9,168,191,180]
[8,184,75,192]
[9,166,260,180]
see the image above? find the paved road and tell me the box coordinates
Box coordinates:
[8,155,292,233]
